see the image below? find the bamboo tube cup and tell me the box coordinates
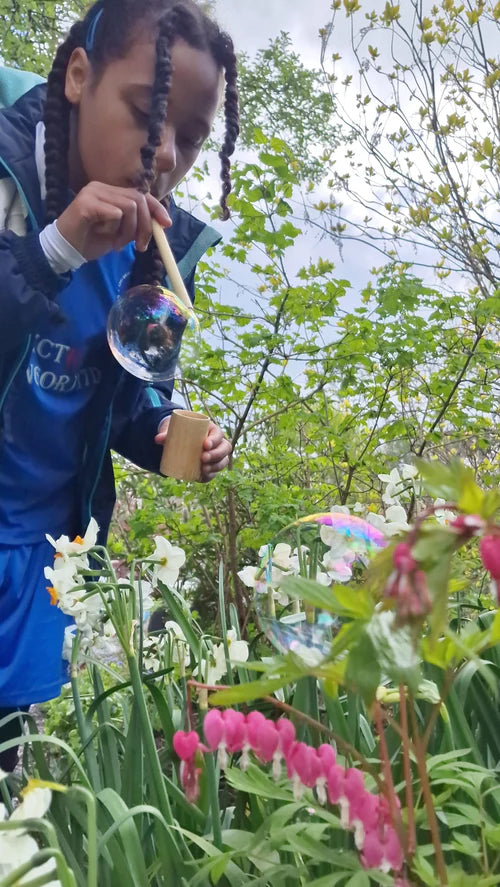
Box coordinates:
[160,409,210,481]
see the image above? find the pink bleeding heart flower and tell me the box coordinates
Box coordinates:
[179,758,202,804]
[361,824,403,874]
[393,542,416,573]
[349,790,380,850]
[327,764,347,824]
[315,743,336,805]
[450,513,485,537]
[287,741,310,799]
[276,718,296,757]
[222,709,246,754]
[203,708,230,768]
[203,709,224,750]
[255,719,279,763]
[246,711,267,753]
[480,535,500,602]
[173,730,200,762]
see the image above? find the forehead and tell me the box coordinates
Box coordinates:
[101,37,223,121]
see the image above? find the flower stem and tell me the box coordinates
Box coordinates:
[127,655,187,876]
[399,685,416,859]
[409,695,448,886]
[70,635,101,791]
[374,701,405,847]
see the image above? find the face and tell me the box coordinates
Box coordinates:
[65,35,222,198]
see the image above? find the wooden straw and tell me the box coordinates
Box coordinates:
[151,219,193,310]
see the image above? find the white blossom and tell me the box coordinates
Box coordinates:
[151,537,186,588]
[46,518,99,563]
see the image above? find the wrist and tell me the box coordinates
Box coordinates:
[39,220,86,275]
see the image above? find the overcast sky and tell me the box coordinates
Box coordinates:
[214,0,331,63]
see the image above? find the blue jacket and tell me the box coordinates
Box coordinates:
[0,84,220,542]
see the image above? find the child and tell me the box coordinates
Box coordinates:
[0,0,239,771]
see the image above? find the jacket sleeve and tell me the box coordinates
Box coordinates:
[110,377,183,473]
[0,228,70,352]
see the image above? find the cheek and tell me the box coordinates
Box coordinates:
[77,100,144,186]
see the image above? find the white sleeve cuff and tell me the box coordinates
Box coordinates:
[39,221,86,275]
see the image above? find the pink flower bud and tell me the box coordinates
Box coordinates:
[450,514,485,536]
[393,542,416,573]
[222,709,246,753]
[173,730,200,762]
[480,535,500,580]
[203,709,224,751]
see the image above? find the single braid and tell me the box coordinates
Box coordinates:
[217,36,239,221]
[44,19,86,223]
[131,10,178,286]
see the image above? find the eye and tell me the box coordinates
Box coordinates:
[179,133,205,151]
[130,104,150,127]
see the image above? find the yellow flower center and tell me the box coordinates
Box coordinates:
[21,778,67,797]
[47,586,59,606]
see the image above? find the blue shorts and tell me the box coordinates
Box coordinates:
[0,540,72,706]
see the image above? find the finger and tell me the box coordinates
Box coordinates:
[201,454,230,481]
[203,426,224,450]
[146,193,172,228]
[202,440,231,464]
[112,198,138,251]
[134,193,153,252]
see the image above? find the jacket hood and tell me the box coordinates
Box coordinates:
[0,83,46,226]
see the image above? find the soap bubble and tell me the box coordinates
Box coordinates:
[255,512,387,663]
[107,285,200,382]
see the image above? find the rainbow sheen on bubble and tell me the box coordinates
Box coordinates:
[107,285,200,382]
[255,512,387,662]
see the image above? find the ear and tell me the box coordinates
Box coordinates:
[65,47,91,105]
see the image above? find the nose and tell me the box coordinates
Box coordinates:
[156,126,176,174]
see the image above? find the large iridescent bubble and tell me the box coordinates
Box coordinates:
[255,512,387,663]
[107,285,200,382]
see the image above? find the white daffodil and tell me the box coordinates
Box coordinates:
[46,518,99,561]
[434,498,455,526]
[195,630,249,685]
[401,463,418,480]
[240,566,289,606]
[365,512,386,531]
[151,537,186,588]
[352,502,365,514]
[44,560,79,607]
[258,542,294,571]
[383,505,410,537]
[320,525,358,560]
[0,782,62,885]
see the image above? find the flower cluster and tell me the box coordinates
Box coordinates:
[44,518,103,659]
[385,542,432,625]
[44,520,188,665]
[173,711,404,875]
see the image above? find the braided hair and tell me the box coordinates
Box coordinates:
[44,0,239,286]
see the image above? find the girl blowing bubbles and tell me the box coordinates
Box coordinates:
[0,0,239,770]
